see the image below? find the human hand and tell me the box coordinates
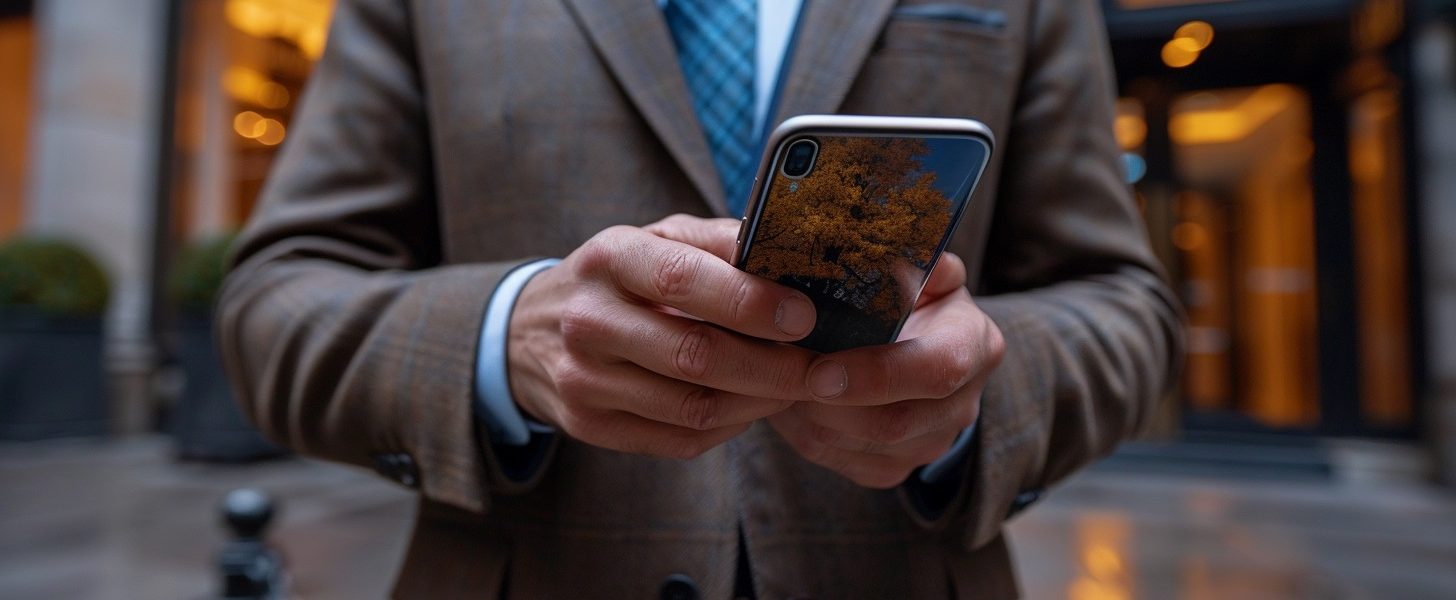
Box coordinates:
[506,214,820,459]
[767,252,1005,488]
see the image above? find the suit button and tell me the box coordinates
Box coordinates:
[372,453,420,489]
[660,573,699,600]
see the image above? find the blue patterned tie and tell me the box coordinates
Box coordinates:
[665,0,757,216]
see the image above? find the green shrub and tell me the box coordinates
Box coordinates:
[170,234,237,314]
[0,237,111,317]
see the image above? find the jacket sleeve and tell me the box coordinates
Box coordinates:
[901,0,1185,547]
[216,0,549,516]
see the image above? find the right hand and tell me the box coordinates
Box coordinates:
[506,214,821,459]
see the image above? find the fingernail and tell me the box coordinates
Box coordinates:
[808,360,848,399]
[775,296,815,337]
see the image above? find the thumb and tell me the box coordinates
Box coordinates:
[918,252,968,308]
[642,213,741,263]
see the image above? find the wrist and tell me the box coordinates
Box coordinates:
[505,262,568,427]
[476,258,562,445]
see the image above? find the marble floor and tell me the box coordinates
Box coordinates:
[1,438,1452,599]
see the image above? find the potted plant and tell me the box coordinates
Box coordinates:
[168,234,282,461]
[0,236,111,440]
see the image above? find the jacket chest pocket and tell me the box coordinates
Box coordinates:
[843,2,1020,131]
[883,1,1014,51]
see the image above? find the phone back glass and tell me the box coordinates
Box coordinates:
[738,133,990,353]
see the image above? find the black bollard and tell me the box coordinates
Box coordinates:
[218,488,286,599]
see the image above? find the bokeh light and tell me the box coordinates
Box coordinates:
[223,67,290,109]
[1162,21,1215,68]
[1175,21,1215,51]
[232,110,286,146]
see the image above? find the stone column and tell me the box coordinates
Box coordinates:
[26,0,170,434]
[180,0,235,239]
[1415,22,1456,485]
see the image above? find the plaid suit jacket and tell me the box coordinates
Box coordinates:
[218,0,1183,597]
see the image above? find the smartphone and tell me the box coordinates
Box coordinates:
[731,115,995,353]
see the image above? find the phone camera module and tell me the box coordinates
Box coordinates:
[781,138,819,179]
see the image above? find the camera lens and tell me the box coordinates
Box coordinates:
[781,139,818,178]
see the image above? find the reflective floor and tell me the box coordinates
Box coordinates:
[1007,468,1456,599]
[0,438,415,600]
[1,438,1453,599]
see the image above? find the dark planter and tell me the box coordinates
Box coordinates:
[170,313,284,462]
[0,309,109,440]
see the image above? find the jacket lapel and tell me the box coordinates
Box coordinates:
[561,0,728,215]
[770,0,897,126]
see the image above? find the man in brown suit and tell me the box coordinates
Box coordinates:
[218,0,1182,597]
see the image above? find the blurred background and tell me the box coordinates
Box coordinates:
[2,0,1455,598]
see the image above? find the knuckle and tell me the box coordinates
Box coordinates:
[672,323,713,379]
[985,323,1007,367]
[641,215,673,236]
[727,277,753,323]
[552,361,591,400]
[868,351,895,404]
[652,248,702,301]
[555,406,591,438]
[661,213,695,229]
[768,360,806,399]
[941,344,976,396]
[558,299,602,350]
[601,224,638,240]
[677,387,721,431]
[574,231,621,275]
[873,403,915,444]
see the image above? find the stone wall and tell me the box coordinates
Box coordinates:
[25,0,170,433]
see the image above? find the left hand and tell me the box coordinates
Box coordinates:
[768,252,1005,489]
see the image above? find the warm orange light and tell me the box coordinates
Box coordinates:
[257,119,286,146]
[1174,21,1215,51]
[1071,516,1133,600]
[233,110,285,145]
[1169,84,1299,145]
[1161,38,1200,68]
[1172,222,1208,251]
[1162,21,1213,69]
[233,110,265,138]
[259,82,290,109]
[225,0,333,60]
[1114,114,1147,150]
[1085,546,1124,580]
[1069,578,1128,600]
[223,67,291,109]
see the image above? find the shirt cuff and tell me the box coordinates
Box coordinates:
[474,258,561,447]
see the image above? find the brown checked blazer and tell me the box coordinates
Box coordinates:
[217,0,1183,597]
